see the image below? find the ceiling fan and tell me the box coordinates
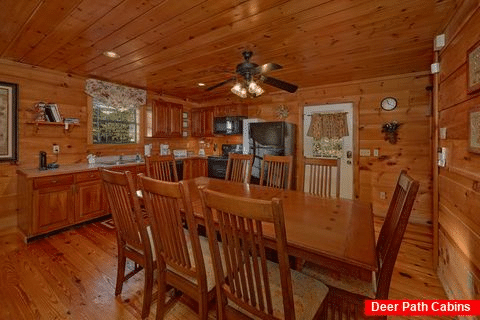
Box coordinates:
[206,51,298,97]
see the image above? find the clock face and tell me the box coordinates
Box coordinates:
[381,97,397,111]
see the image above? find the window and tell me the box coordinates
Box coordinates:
[92,98,139,144]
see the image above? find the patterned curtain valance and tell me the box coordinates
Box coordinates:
[85,79,146,110]
[307,112,348,139]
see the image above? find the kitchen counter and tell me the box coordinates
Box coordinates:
[16,155,211,178]
[16,161,145,178]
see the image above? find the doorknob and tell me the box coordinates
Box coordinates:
[346,151,352,158]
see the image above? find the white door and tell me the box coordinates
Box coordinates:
[303,103,354,199]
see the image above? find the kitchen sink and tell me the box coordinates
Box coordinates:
[96,160,143,166]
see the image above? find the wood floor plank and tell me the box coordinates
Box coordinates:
[0,220,450,319]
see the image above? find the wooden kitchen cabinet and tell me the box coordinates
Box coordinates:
[183,158,207,179]
[75,170,106,223]
[152,99,183,137]
[17,168,112,240]
[191,108,214,137]
[33,174,75,234]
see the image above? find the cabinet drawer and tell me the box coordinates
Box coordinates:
[33,174,74,189]
[76,170,101,183]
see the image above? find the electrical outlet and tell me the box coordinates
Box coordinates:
[373,149,379,157]
[380,192,386,200]
[53,144,60,154]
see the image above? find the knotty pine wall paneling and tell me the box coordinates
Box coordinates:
[436,1,480,301]
[0,59,87,229]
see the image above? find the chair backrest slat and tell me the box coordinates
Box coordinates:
[225,153,253,183]
[200,188,295,319]
[101,169,151,255]
[139,175,204,279]
[145,155,179,182]
[260,154,293,190]
[375,170,419,299]
[304,157,340,198]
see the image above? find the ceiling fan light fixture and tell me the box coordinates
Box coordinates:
[248,80,264,96]
[231,83,247,98]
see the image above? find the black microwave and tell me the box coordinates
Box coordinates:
[214,116,246,135]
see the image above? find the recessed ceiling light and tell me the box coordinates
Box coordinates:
[103,51,120,58]
[197,83,206,87]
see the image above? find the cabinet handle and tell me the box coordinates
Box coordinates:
[51,180,57,184]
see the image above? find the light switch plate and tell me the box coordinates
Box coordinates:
[359,149,371,157]
[440,127,447,139]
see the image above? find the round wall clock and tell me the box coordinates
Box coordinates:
[381,97,397,111]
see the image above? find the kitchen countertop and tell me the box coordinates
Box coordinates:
[16,155,210,178]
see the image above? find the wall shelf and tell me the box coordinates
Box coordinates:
[26,121,78,133]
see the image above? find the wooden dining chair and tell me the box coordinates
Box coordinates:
[100,169,155,319]
[145,154,179,182]
[302,170,420,319]
[225,153,253,184]
[304,157,341,198]
[199,187,329,320]
[138,174,216,320]
[259,154,294,190]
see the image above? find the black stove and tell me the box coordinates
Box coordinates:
[207,144,242,179]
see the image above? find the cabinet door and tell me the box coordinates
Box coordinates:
[170,103,183,137]
[33,185,74,233]
[152,100,170,137]
[203,108,214,137]
[191,110,202,137]
[75,180,105,223]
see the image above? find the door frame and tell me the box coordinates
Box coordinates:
[298,99,359,199]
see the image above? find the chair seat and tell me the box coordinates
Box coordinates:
[230,259,329,319]
[301,262,375,299]
[167,229,218,291]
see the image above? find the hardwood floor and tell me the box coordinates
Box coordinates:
[0,219,450,320]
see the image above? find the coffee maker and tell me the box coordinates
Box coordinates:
[39,151,47,170]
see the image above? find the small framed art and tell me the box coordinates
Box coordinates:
[0,81,18,162]
[468,106,480,153]
[467,40,480,94]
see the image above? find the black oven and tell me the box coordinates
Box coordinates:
[207,144,243,179]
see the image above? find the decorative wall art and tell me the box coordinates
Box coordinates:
[467,40,480,94]
[382,121,401,144]
[468,106,480,154]
[0,82,18,162]
[275,105,289,119]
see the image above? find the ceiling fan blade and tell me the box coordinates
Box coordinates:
[206,77,236,91]
[260,76,298,93]
[254,63,282,74]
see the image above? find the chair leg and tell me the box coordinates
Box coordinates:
[141,264,154,319]
[198,294,209,320]
[156,268,167,320]
[115,249,126,296]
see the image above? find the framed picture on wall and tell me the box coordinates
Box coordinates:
[467,40,480,94]
[0,81,18,162]
[469,106,480,154]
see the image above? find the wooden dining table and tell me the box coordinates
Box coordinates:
[183,177,377,282]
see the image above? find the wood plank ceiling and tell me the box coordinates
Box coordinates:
[0,0,458,103]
